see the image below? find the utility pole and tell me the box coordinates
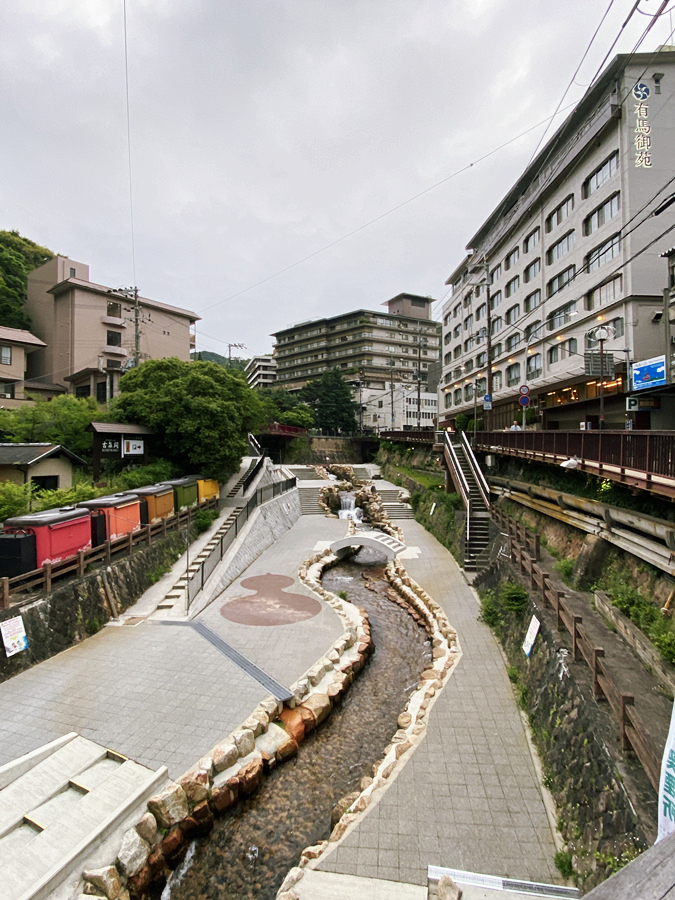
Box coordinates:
[133,286,140,368]
[389,359,396,429]
[415,327,427,430]
[484,256,494,432]
[228,343,246,367]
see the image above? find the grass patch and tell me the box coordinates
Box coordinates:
[555,850,574,879]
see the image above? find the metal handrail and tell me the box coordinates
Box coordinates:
[460,430,490,509]
[444,433,472,540]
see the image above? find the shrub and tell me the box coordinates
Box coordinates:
[480,590,501,628]
[194,509,218,533]
[498,582,529,618]
[0,481,31,522]
[555,558,575,583]
[555,850,574,878]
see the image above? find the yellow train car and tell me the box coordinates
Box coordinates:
[196,477,220,503]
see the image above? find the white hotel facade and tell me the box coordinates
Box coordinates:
[438,50,675,433]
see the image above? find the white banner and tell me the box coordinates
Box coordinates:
[657,700,675,842]
[1,615,28,658]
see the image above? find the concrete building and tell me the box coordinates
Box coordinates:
[245,355,277,389]
[362,384,438,433]
[0,327,47,407]
[439,50,675,432]
[26,257,199,401]
[272,293,441,394]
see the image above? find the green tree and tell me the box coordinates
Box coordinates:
[278,406,315,429]
[300,369,358,435]
[0,231,54,330]
[0,394,104,459]
[113,358,265,479]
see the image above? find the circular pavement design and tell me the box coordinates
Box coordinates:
[220,573,322,626]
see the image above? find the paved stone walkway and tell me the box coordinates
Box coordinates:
[0,516,346,779]
[317,517,561,886]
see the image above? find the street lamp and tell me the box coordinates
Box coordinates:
[591,325,613,428]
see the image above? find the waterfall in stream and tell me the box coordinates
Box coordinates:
[338,492,363,523]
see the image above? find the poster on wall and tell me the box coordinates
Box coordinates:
[122,439,144,456]
[1,615,28,658]
[632,355,666,392]
[522,615,540,657]
[658,700,675,842]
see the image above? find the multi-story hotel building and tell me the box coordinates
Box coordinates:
[26,257,199,402]
[245,354,277,389]
[439,50,675,432]
[272,293,441,395]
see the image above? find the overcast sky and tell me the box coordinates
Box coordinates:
[1,1,673,359]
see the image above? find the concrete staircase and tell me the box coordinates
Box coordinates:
[299,486,323,515]
[447,439,490,571]
[0,733,167,900]
[287,466,325,481]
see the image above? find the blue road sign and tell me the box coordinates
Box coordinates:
[519,395,530,407]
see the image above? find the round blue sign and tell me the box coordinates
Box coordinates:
[519,395,530,407]
[633,82,650,100]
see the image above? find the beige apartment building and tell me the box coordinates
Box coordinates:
[26,257,199,401]
[0,327,47,407]
[245,355,277,389]
[439,50,675,432]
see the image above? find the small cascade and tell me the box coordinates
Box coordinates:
[338,492,363,523]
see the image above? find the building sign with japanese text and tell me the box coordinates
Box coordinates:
[633,82,652,168]
[122,439,144,456]
[658,701,675,842]
[100,438,121,457]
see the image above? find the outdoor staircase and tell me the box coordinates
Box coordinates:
[226,458,258,498]
[443,434,491,572]
[0,733,167,900]
[299,486,323,515]
[287,466,325,481]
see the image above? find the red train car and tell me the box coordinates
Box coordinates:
[1,507,92,573]
[77,495,142,545]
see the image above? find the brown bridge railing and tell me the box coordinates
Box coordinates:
[494,506,662,791]
[475,430,675,500]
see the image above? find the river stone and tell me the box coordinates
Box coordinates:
[397,712,412,728]
[276,736,299,763]
[82,865,122,899]
[213,741,239,772]
[278,866,305,893]
[330,813,356,841]
[135,812,158,845]
[211,781,238,813]
[243,710,268,736]
[381,761,397,779]
[177,770,210,805]
[260,697,282,717]
[302,692,332,725]
[331,790,360,828]
[438,874,464,899]
[360,775,373,790]
[237,758,264,796]
[277,892,300,900]
[118,827,150,878]
[147,783,189,828]
[233,728,255,756]
[302,840,328,860]
[280,707,306,742]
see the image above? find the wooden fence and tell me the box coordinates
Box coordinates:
[1,498,218,609]
[493,507,661,792]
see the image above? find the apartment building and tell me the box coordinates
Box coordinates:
[272,293,441,394]
[0,327,47,407]
[439,50,675,432]
[245,355,277,389]
[26,257,199,401]
[362,385,438,433]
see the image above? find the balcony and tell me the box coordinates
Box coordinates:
[102,345,128,357]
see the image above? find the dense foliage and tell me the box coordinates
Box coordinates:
[113,358,264,479]
[0,395,104,459]
[299,368,358,434]
[0,230,54,330]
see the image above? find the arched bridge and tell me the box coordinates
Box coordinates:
[330,530,407,560]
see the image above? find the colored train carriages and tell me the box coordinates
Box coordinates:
[76,494,142,546]
[0,507,92,576]
[161,476,200,512]
[120,484,175,525]
[196,477,220,504]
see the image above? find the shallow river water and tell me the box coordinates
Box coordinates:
[166,547,432,900]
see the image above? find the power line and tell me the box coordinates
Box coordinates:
[122,0,137,285]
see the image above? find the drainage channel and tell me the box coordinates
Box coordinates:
[163,547,432,900]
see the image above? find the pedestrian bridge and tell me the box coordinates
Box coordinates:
[330,530,407,560]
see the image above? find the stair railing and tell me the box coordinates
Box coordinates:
[460,430,490,510]
[444,432,472,541]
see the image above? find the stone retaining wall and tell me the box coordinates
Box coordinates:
[0,534,186,684]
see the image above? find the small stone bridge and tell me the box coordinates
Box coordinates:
[330,530,406,560]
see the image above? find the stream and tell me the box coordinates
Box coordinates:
[165,547,432,899]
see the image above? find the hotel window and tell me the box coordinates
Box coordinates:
[490,290,502,310]
[477,351,487,367]
[612,316,625,338]
[583,151,619,198]
[453,367,462,379]
[0,346,11,365]
[547,265,575,297]
[506,304,520,325]
[454,388,462,404]
[586,234,620,273]
[107,300,122,318]
[464,359,474,373]
[546,230,575,265]
[547,300,577,330]
[464,337,474,352]
[476,303,487,321]
[491,342,502,359]
[524,289,541,312]
[548,338,577,364]
[490,264,502,284]
[505,276,520,297]
[492,316,503,335]
[506,334,521,352]
[453,324,461,338]
[524,227,540,253]
[584,193,620,235]
[465,383,474,401]
[505,247,519,270]
[506,362,521,386]
[444,351,452,365]
[454,346,462,359]
[585,274,622,310]
[464,314,473,332]
[525,321,542,342]
[545,194,574,232]
[475,377,487,394]
[526,353,543,379]
[106,330,122,347]
[453,303,461,318]
[523,258,541,283]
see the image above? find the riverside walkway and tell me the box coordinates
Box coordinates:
[0,474,562,895]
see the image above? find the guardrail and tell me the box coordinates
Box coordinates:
[444,434,472,542]
[1,498,219,608]
[493,506,661,791]
[460,430,490,509]
[186,477,297,608]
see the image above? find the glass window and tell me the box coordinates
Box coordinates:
[525,321,541,342]
[491,316,503,334]
[493,370,503,391]
[505,276,520,297]
[547,300,577,330]
[476,303,487,321]
[506,363,521,386]
[525,289,541,312]
[583,151,619,198]
[454,388,462,404]
[584,192,620,235]
[476,352,487,367]
[453,324,461,338]
[490,290,502,310]
[106,330,122,347]
[491,342,502,359]
[506,304,520,325]
[524,227,540,253]
[464,315,473,332]
[454,346,462,359]
[526,353,542,379]
[107,300,122,318]
[545,194,574,232]
[586,234,620,273]
[547,265,575,297]
[523,258,541,283]
[505,247,519,270]
[612,317,625,338]
[585,275,622,310]
[490,264,502,283]
[0,346,11,365]
[464,383,474,401]
[546,231,575,265]
[0,382,15,398]
[506,334,521,352]
[464,359,474,373]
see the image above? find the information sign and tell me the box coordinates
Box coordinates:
[519,395,530,407]
[632,355,667,392]
[523,615,540,657]
[519,385,530,395]
[1,615,28,658]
